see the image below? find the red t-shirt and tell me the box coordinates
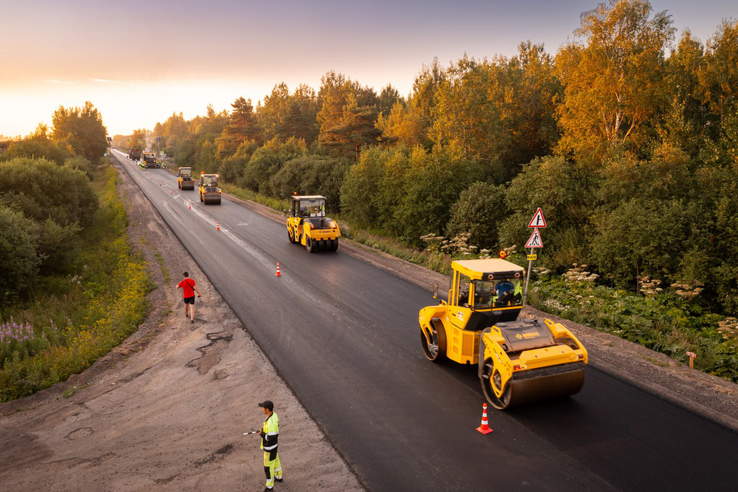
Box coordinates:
[178,278,196,297]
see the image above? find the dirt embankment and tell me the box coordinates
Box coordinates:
[0,162,363,491]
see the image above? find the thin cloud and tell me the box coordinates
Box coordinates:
[92,78,121,84]
[44,79,74,84]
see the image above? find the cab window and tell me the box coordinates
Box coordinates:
[457,273,472,307]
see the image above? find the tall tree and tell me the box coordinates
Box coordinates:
[51,101,108,162]
[555,0,674,160]
[216,97,263,159]
[259,83,319,144]
[317,72,380,159]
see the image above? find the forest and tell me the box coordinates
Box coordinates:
[112,1,738,378]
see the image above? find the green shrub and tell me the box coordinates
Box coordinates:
[446,182,507,250]
[0,205,40,298]
[0,157,98,226]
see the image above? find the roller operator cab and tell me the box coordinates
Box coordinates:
[286,195,340,253]
[177,167,194,190]
[199,173,221,204]
[418,258,587,410]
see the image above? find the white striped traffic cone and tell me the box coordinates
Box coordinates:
[476,403,493,434]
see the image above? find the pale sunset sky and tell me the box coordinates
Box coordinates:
[0,0,735,137]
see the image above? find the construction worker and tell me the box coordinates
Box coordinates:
[176,272,202,323]
[259,400,282,491]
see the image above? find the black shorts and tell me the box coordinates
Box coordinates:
[184,296,195,305]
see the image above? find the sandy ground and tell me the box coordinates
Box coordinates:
[0,163,363,492]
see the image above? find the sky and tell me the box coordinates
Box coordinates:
[0,0,735,137]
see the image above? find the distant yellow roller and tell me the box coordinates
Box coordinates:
[418,257,587,410]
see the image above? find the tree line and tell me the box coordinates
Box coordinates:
[115,0,738,315]
[0,102,108,300]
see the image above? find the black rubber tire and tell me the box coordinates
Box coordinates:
[481,358,512,410]
[420,326,442,362]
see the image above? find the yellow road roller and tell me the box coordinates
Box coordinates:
[418,257,587,409]
[286,195,341,252]
[199,172,221,205]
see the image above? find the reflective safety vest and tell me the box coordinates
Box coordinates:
[261,412,280,451]
[514,280,523,296]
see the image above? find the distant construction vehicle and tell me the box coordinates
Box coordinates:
[199,172,221,204]
[177,167,194,190]
[286,194,340,252]
[419,257,587,410]
[142,152,158,168]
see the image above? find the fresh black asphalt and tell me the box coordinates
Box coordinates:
[113,151,738,491]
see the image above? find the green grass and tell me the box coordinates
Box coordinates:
[221,184,288,212]
[0,164,152,402]
[154,250,170,283]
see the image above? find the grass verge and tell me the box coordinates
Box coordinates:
[0,165,151,401]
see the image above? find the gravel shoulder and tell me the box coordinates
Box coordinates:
[0,163,363,492]
[224,190,738,433]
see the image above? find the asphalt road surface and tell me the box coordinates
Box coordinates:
[112,151,738,491]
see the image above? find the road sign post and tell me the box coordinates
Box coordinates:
[523,209,546,305]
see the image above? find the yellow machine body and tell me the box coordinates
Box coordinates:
[177,167,195,190]
[199,173,221,204]
[418,258,588,409]
[286,195,341,253]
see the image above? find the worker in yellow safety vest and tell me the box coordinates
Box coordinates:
[259,400,282,491]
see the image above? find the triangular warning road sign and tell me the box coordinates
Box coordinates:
[525,229,543,248]
[528,208,547,228]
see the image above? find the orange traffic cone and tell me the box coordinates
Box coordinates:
[216,221,220,231]
[476,403,493,435]
[275,262,282,277]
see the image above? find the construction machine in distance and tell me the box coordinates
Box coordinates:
[286,194,340,252]
[199,172,221,204]
[142,152,158,168]
[177,167,194,190]
[418,256,587,410]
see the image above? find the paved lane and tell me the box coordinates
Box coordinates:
[113,151,738,491]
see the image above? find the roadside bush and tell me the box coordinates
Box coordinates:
[590,199,697,288]
[0,205,40,298]
[340,146,414,227]
[529,270,736,382]
[0,137,72,166]
[0,158,98,226]
[64,155,94,178]
[393,148,483,245]
[242,138,304,194]
[446,182,507,250]
[269,155,348,211]
[36,218,82,275]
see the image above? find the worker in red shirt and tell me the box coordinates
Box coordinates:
[176,272,202,323]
